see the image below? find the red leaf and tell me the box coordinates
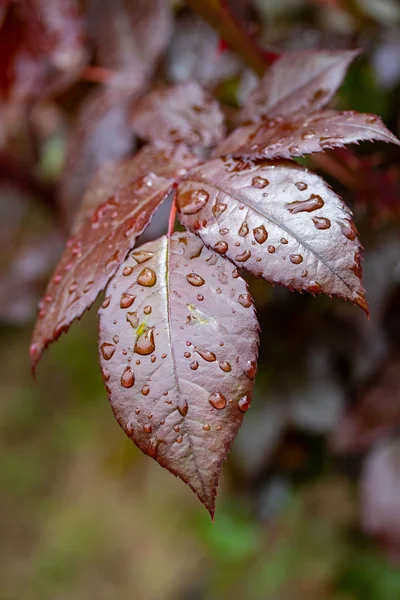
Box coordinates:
[72,143,200,232]
[130,82,226,147]
[215,110,400,158]
[0,0,86,102]
[176,157,368,312]
[59,86,135,227]
[30,174,174,371]
[87,0,172,85]
[98,232,259,516]
[241,50,358,122]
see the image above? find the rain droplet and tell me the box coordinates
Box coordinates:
[176,435,183,444]
[238,396,251,413]
[69,282,77,294]
[113,335,119,344]
[134,327,155,355]
[126,311,139,328]
[290,254,303,264]
[219,361,231,372]
[120,293,135,308]
[100,342,115,360]
[186,273,205,286]
[197,294,204,301]
[212,202,227,218]
[312,216,331,230]
[268,245,275,253]
[83,280,94,293]
[238,293,252,308]
[214,241,228,254]
[179,189,209,214]
[209,391,227,410]
[235,250,251,262]
[141,385,150,396]
[143,423,152,434]
[216,425,222,431]
[121,366,135,388]
[137,268,157,287]
[123,266,133,276]
[253,225,268,244]
[366,115,377,124]
[288,145,300,154]
[190,360,199,370]
[338,219,358,241]
[143,305,152,315]
[132,250,154,263]
[101,367,110,382]
[184,351,191,358]
[281,238,288,244]
[286,194,324,213]
[178,400,189,417]
[203,423,210,431]
[102,295,111,309]
[252,176,269,189]
[295,181,308,191]
[307,281,322,294]
[302,130,315,140]
[244,360,257,379]
[196,349,216,362]
[239,222,249,237]
[232,269,240,278]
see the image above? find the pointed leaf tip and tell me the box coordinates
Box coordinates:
[98,232,259,513]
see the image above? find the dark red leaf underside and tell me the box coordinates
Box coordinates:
[87,0,172,85]
[241,49,358,123]
[30,174,174,371]
[130,82,226,147]
[72,143,200,232]
[215,110,400,158]
[98,232,259,516]
[176,157,368,312]
[59,86,135,227]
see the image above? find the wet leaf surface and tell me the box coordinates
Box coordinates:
[241,50,358,122]
[72,143,199,232]
[176,157,367,311]
[59,86,136,227]
[98,232,259,516]
[31,174,174,371]
[130,82,226,147]
[216,110,400,158]
[87,0,172,85]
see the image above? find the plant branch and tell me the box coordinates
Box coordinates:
[186,0,279,75]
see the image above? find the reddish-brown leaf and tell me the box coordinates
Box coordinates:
[59,86,136,227]
[87,0,172,85]
[241,50,358,122]
[30,174,174,371]
[176,157,368,312]
[98,232,259,516]
[130,82,226,147]
[215,110,400,158]
[0,0,86,102]
[72,143,200,232]
[333,355,400,453]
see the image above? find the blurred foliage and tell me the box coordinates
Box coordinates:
[1,0,400,598]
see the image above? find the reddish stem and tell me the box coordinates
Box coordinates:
[80,66,115,84]
[168,198,177,236]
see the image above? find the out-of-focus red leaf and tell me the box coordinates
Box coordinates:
[59,86,136,227]
[215,110,400,158]
[176,157,367,312]
[333,356,400,453]
[72,143,200,233]
[30,174,174,371]
[130,83,226,147]
[361,437,400,560]
[87,0,172,86]
[98,232,259,516]
[0,0,86,102]
[240,50,358,122]
[165,13,241,87]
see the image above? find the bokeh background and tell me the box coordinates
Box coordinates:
[1,1,400,599]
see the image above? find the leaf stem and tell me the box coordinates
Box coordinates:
[168,198,177,236]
